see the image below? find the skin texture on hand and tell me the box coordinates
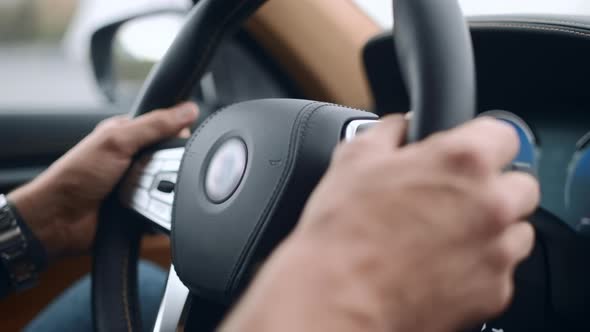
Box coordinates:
[8,102,199,260]
[221,116,540,332]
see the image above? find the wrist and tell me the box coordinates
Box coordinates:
[285,233,394,331]
[0,194,48,293]
[224,233,393,332]
[8,176,70,260]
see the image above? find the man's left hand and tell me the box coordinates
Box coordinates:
[8,102,199,260]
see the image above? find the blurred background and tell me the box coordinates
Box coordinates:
[0,0,74,42]
[359,0,590,27]
[0,0,587,110]
[0,0,96,109]
[0,0,188,110]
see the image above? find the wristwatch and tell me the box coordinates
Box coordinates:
[0,194,46,291]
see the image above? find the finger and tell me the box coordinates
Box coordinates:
[178,128,192,139]
[494,221,535,268]
[443,117,521,172]
[404,111,413,121]
[121,102,199,152]
[496,171,540,220]
[355,114,407,150]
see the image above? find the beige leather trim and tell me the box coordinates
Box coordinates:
[246,0,381,109]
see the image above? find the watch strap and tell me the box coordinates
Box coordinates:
[0,194,47,292]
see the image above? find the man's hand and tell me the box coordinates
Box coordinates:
[8,102,198,260]
[222,116,539,332]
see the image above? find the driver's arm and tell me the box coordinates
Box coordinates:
[0,102,198,298]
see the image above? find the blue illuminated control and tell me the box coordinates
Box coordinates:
[566,133,590,235]
[480,110,538,175]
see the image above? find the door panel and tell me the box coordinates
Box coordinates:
[0,235,171,331]
[0,109,117,192]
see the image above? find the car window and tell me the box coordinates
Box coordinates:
[355,0,590,28]
[0,0,105,110]
[0,0,189,112]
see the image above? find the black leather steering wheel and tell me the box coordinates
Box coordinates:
[92,0,590,331]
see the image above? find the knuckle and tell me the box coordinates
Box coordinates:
[146,111,176,135]
[475,116,502,131]
[476,117,520,154]
[521,173,541,205]
[441,138,490,175]
[333,140,368,163]
[482,117,519,145]
[100,132,127,153]
[381,113,406,128]
[492,241,517,269]
[520,223,536,250]
[486,278,514,316]
[331,143,352,164]
[95,116,125,133]
[93,119,130,153]
[476,116,508,134]
[483,191,512,230]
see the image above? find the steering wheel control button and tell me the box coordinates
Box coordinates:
[344,119,380,142]
[157,180,175,193]
[151,173,177,204]
[205,138,248,204]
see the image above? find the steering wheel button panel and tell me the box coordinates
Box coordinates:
[142,160,163,175]
[137,175,155,189]
[148,200,173,222]
[130,189,150,210]
[119,147,185,231]
[153,148,186,160]
[162,160,182,172]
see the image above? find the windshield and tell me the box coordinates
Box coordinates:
[355,0,590,28]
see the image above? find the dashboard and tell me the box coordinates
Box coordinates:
[364,17,590,233]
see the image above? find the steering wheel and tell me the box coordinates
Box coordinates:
[92,0,590,331]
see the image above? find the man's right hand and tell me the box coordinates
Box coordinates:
[221,116,540,332]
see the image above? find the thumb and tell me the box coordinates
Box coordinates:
[355,114,408,150]
[122,102,199,153]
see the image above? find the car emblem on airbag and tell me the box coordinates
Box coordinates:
[205,138,247,203]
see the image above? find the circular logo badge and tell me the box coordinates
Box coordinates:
[205,138,247,204]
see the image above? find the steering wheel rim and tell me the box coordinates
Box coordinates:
[92,0,476,331]
[393,0,475,142]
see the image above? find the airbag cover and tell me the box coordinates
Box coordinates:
[172,99,376,303]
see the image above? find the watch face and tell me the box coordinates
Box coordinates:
[0,195,40,290]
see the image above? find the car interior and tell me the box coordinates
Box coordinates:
[1,0,590,331]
